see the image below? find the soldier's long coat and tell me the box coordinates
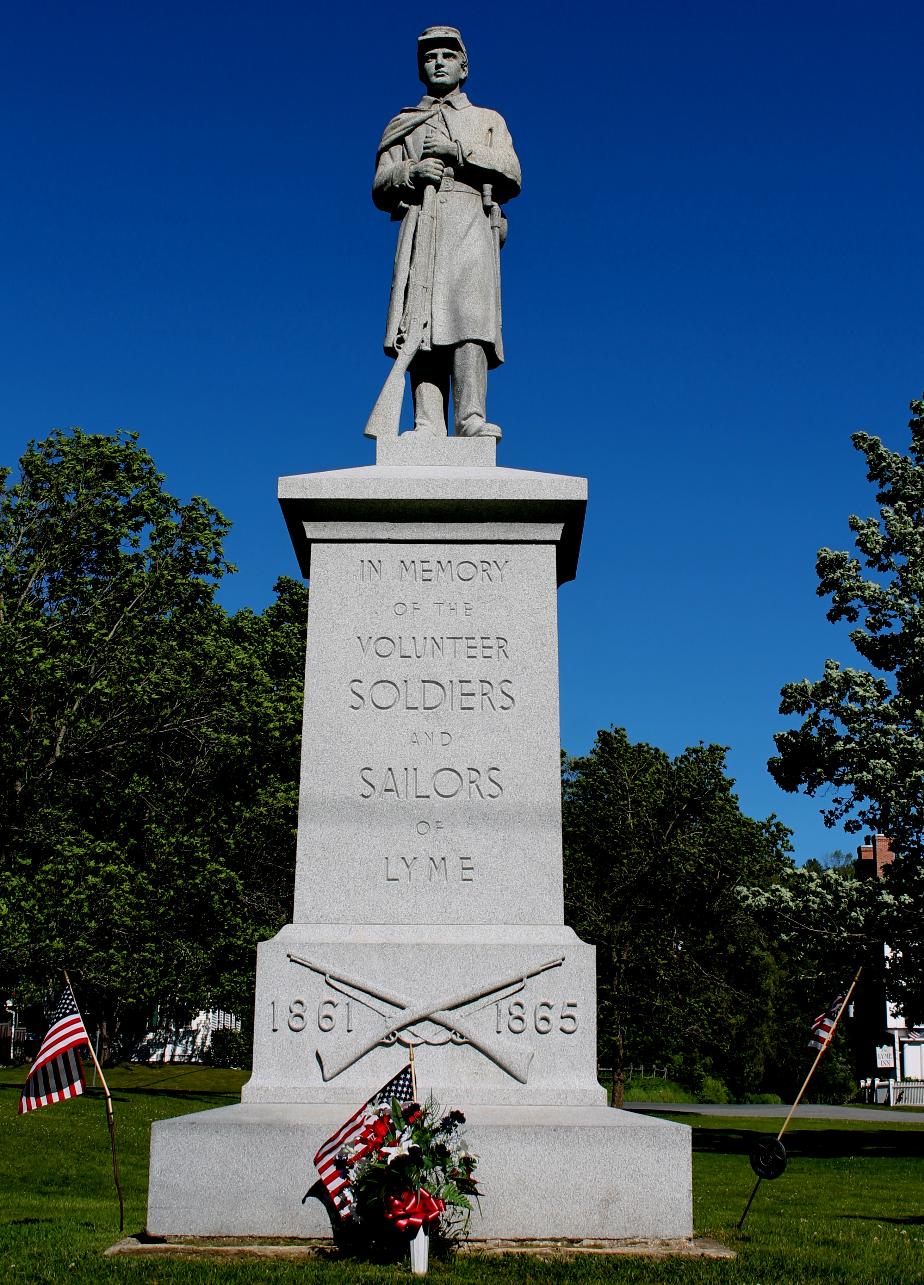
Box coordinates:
[373,90,521,367]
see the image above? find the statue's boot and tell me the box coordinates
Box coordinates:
[457,421,502,439]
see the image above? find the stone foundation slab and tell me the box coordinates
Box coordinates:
[147,1103,691,1241]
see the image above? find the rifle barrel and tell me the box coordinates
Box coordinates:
[288,953,409,1009]
[363,182,439,439]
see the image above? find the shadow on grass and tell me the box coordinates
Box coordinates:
[688,1125,924,1161]
[0,1076,239,1106]
[838,1213,924,1226]
[95,1088,239,1102]
[101,1066,244,1093]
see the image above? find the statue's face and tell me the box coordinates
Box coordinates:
[420,46,466,93]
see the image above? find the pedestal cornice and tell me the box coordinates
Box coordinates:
[278,465,587,585]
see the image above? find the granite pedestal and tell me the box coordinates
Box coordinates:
[147,435,692,1241]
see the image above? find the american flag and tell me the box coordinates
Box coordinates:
[313,1065,414,1216]
[808,993,845,1052]
[19,983,91,1115]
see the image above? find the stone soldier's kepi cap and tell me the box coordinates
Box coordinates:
[417,25,468,80]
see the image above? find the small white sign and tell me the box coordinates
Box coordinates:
[876,1044,895,1068]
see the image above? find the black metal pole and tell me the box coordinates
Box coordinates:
[737,1176,762,1230]
[736,965,863,1231]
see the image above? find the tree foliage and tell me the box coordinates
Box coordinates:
[562,728,791,1102]
[0,429,307,1053]
[770,395,924,855]
[770,394,924,1019]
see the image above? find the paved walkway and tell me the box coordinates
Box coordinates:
[624,1101,924,1124]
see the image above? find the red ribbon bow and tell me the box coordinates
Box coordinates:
[384,1187,445,1231]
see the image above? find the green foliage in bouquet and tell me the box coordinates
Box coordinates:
[344,1097,479,1247]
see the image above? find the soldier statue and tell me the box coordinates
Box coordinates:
[365,26,521,441]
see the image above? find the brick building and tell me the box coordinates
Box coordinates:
[855,835,924,1086]
[856,832,896,881]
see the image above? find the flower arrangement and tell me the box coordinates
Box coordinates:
[341,1096,479,1249]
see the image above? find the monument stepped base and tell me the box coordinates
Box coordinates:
[147,1103,691,1240]
[147,454,693,1245]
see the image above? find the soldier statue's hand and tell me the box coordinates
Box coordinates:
[410,158,445,186]
[421,134,458,162]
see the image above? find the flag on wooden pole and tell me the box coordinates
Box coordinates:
[19,982,90,1114]
[738,966,863,1229]
[808,993,846,1051]
[19,973,125,1231]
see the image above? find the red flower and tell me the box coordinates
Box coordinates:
[358,1112,392,1152]
[383,1187,446,1231]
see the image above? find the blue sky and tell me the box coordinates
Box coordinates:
[3,1,923,862]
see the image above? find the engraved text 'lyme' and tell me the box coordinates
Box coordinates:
[386,854,475,882]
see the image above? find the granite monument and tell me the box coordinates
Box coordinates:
[146,25,692,1244]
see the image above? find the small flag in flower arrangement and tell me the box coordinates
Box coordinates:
[313,1065,415,1216]
[19,983,91,1114]
[808,993,845,1052]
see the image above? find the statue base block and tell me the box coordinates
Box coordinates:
[145,450,692,1245]
[147,1103,691,1240]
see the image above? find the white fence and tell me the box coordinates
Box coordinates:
[863,1078,924,1106]
[136,1009,240,1064]
[597,1064,670,1081]
[0,1022,33,1061]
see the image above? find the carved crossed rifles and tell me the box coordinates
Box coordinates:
[288,953,564,1084]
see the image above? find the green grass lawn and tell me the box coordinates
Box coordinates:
[2,1064,923,1283]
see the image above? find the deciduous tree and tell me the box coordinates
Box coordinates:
[770,395,924,854]
[770,394,924,1018]
[563,728,791,1104]
[0,429,307,1053]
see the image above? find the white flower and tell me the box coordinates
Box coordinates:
[380,1127,414,1165]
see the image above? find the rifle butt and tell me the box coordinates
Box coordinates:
[318,1046,366,1082]
[474,1040,533,1084]
[363,346,415,440]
